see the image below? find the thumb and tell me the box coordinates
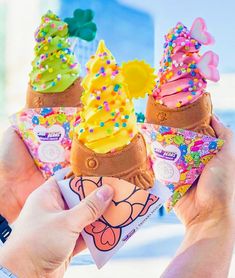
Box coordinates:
[66,184,114,233]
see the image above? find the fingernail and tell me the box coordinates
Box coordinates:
[96,185,113,202]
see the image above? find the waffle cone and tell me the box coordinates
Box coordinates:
[26,77,84,108]
[146,93,215,137]
[70,133,155,190]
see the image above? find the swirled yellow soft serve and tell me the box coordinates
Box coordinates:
[75,40,138,153]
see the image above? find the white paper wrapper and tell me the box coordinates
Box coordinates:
[57,172,165,268]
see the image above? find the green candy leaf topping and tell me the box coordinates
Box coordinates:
[64,9,97,41]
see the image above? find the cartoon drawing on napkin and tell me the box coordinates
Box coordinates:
[69,176,159,251]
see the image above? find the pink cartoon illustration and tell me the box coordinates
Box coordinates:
[69,176,159,251]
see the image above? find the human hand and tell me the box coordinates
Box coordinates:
[162,116,235,278]
[174,115,235,228]
[0,127,45,223]
[0,177,114,278]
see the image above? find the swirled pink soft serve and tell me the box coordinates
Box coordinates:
[153,18,220,108]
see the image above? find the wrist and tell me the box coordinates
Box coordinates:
[0,237,39,278]
[185,205,235,232]
[163,215,235,278]
[0,178,21,223]
[184,213,235,246]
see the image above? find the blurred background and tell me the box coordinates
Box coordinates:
[0,0,234,277]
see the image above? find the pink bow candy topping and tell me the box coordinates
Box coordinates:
[153,18,220,108]
[190,17,214,45]
[197,51,220,82]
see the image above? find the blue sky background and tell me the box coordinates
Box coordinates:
[151,0,235,73]
[60,0,154,69]
[59,0,235,74]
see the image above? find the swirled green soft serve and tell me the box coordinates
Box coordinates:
[29,10,80,93]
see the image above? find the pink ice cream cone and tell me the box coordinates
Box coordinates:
[146,18,220,137]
